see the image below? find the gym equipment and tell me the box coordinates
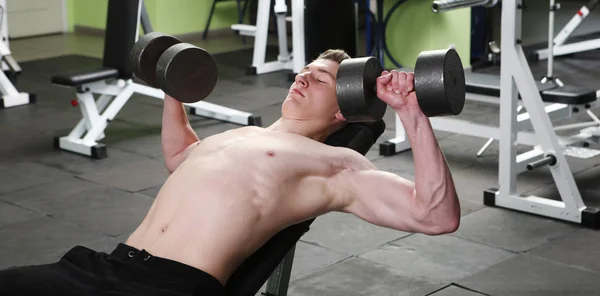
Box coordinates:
[51,0,261,159]
[131,32,218,104]
[336,48,465,123]
[383,0,600,227]
[483,0,600,228]
[231,0,304,75]
[0,0,34,108]
[431,0,499,12]
[535,0,600,61]
[380,0,599,157]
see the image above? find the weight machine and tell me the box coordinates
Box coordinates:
[381,0,600,227]
[535,0,600,61]
[52,0,260,159]
[230,0,305,75]
[0,0,34,109]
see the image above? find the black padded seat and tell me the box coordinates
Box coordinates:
[465,72,597,105]
[541,85,597,105]
[51,68,120,87]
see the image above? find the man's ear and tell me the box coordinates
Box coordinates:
[334,110,346,122]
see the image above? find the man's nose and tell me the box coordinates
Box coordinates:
[295,73,309,87]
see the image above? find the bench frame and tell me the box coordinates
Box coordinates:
[51,0,261,159]
[381,0,600,228]
[0,0,34,109]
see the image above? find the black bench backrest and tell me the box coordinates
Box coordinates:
[102,0,140,80]
[224,120,386,295]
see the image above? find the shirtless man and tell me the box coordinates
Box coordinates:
[0,49,460,296]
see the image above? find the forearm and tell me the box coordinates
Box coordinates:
[162,95,199,169]
[397,105,459,230]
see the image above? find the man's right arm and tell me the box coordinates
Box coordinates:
[162,94,200,173]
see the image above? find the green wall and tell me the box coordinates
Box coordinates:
[65,0,471,67]
[383,0,471,68]
[67,0,241,35]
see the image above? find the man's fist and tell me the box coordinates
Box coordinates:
[376,70,418,111]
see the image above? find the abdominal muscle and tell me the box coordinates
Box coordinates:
[125,128,358,286]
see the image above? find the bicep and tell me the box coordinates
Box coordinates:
[333,169,424,233]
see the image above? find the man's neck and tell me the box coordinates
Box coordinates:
[266,118,334,142]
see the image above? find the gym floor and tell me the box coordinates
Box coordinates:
[2,31,600,296]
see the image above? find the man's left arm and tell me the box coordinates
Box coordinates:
[329,70,460,235]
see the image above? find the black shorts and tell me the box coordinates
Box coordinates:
[0,243,225,296]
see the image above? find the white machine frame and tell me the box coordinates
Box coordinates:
[381,0,600,227]
[536,0,600,61]
[0,0,34,109]
[230,0,305,75]
[55,1,259,159]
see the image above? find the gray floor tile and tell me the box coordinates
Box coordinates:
[0,161,73,195]
[359,234,515,282]
[252,103,283,127]
[300,212,411,256]
[459,199,486,216]
[523,164,600,208]
[1,177,109,206]
[0,217,106,269]
[112,134,163,160]
[209,80,258,98]
[7,179,152,237]
[77,156,169,192]
[528,228,600,274]
[427,284,491,296]
[57,192,153,237]
[290,241,349,282]
[36,142,153,175]
[204,94,274,113]
[449,162,553,203]
[452,207,579,252]
[288,257,443,296]
[457,254,600,296]
[136,185,162,198]
[229,86,288,103]
[0,200,45,228]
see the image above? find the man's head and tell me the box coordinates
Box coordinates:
[281,49,351,135]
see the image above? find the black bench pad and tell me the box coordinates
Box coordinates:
[466,72,597,105]
[51,68,119,87]
[541,84,597,105]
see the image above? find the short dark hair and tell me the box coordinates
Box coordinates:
[315,49,351,64]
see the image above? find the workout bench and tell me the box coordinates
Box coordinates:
[0,0,34,109]
[382,0,600,228]
[225,120,386,296]
[51,0,260,159]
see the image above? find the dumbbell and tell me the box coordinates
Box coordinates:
[131,32,218,104]
[336,48,466,122]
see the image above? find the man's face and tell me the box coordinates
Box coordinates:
[281,59,344,123]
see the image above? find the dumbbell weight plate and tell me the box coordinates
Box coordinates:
[414,48,465,117]
[156,43,219,104]
[131,32,181,88]
[336,56,386,123]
